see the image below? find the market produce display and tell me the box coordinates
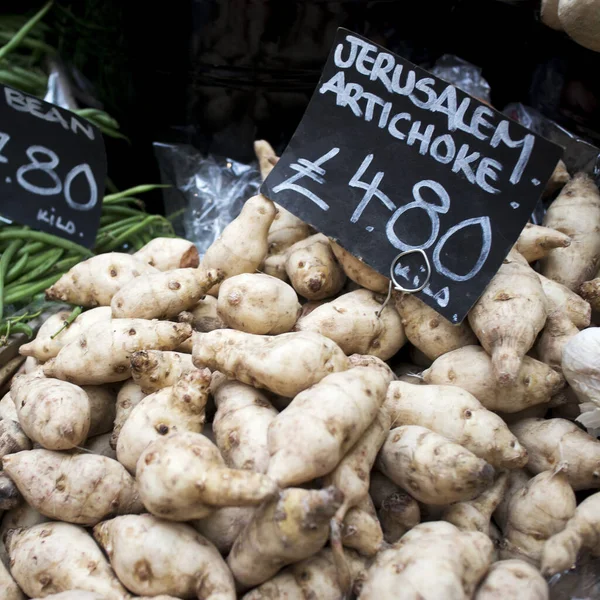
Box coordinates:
[3,137,600,600]
[0,4,179,340]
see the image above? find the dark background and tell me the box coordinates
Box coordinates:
[5,0,600,214]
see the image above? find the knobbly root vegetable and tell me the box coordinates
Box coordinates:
[348,353,397,380]
[329,240,389,294]
[422,346,564,413]
[542,173,600,289]
[538,273,591,328]
[544,159,570,194]
[242,548,367,600]
[6,522,129,600]
[340,496,383,556]
[296,289,406,360]
[0,559,25,600]
[558,0,600,52]
[110,380,146,450]
[0,471,21,510]
[562,328,600,407]
[0,417,31,460]
[267,367,389,487]
[369,471,420,543]
[85,385,117,437]
[535,310,579,373]
[469,249,547,385]
[24,357,40,373]
[111,267,223,320]
[261,253,289,282]
[442,473,509,535]
[212,379,278,473]
[30,593,104,600]
[130,350,195,393]
[217,273,301,335]
[579,277,600,312]
[475,559,549,600]
[45,252,158,307]
[0,503,48,566]
[202,194,277,294]
[254,139,279,181]
[516,223,571,263]
[502,467,576,564]
[377,426,495,505]
[0,392,31,459]
[11,374,91,450]
[85,433,117,459]
[3,449,143,526]
[117,369,211,473]
[134,237,200,270]
[394,293,477,360]
[323,409,390,593]
[358,521,494,599]
[19,306,112,361]
[227,486,343,588]
[385,381,527,468]
[179,295,225,332]
[193,329,349,397]
[192,506,255,555]
[43,319,192,385]
[324,409,391,523]
[93,514,235,599]
[494,469,531,533]
[541,490,600,576]
[285,234,346,300]
[266,203,312,256]
[510,418,600,490]
[137,431,278,520]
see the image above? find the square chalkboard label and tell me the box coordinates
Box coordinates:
[0,84,106,248]
[261,29,563,324]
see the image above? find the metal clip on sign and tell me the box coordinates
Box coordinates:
[376,249,432,318]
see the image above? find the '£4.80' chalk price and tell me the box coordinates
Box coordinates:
[0,132,98,238]
[272,146,492,314]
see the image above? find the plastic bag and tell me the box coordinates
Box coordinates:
[548,553,600,599]
[430,54,491,103]
[154,143,261,254]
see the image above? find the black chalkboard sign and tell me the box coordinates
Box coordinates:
[0,84,106,248]
[261,29,563,324]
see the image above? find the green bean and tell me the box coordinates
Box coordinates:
[76,109,120,130]
[3,272,63,305]
[97,215,142,235]
[50,305,82,339]
[103,184,169,203]
[0,31,55,55]
[17,241,45,256]
[18,247,60,272]
[0,230,93,257]
[0,1,53,61]
[0,240,21,320]
[6,248,62,289]
[49,255,81,274]
[0,70,40,94]
[102,196,145,209]
[5,252,29,282]
[101,205,145,219]
[100,216,162,252]
[129,234,146,251]
[94,123,130,142]
[9,65,47,87]
[0,322,33,338]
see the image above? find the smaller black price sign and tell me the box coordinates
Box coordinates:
[262,29,563,324]
[0,84,106,248]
